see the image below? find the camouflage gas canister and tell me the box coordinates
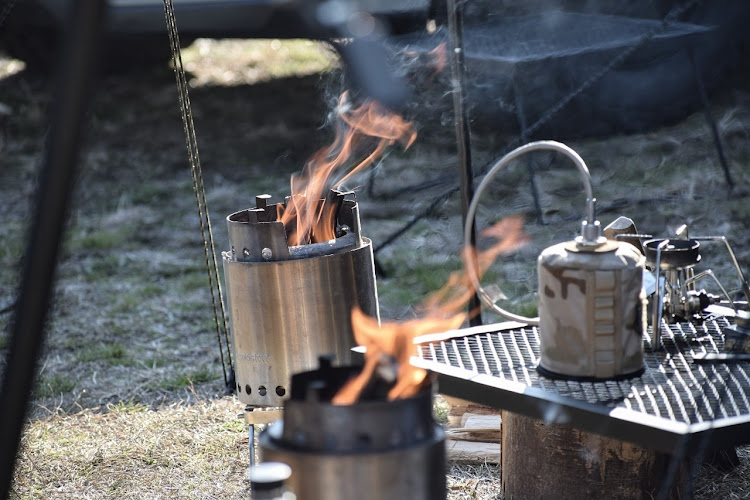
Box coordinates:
[537,239,646,379]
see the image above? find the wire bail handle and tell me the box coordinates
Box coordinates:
[463,140,599,326]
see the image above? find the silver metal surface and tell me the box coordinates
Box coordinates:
[258,361,446,500]
[643,236,736,336]
[261,430,445,500]
[652,239,668,350]
[224,240,378,406]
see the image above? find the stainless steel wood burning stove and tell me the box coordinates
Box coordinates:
[222,190,379,408]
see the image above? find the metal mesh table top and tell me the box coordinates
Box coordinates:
[413,315,750,453]
[393,12,711,64]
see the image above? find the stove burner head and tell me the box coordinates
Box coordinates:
[644,238,701,269]
[617,228,750,348]
[259,357,446,500]
[226,189,361,262]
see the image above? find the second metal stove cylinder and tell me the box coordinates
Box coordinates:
[259,361,446,500]
[537,239,646,379]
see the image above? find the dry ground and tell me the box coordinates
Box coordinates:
[1,38,750,498]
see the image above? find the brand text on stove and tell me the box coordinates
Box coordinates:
[239,353,271,363]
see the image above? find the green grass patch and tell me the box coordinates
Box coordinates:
[0,221,24,266]
[223,419,246,433]
[180,39,336,86]
[395,259,461,294]
[131,182,175,206]
[157,263,205,280]
[142,356,166,369]
[80,254,124,280]
[177,270,212,294]
[516,301,538,318]
[111,293,144,315]
[158,368,215,391]
[76,343,129,365]
[72,227,137,252]
[139,282,163,297]
[36,374,75,397]
[433,397,450,426]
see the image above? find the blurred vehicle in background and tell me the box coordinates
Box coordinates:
[0,0,431,71]
[2,0,748,136]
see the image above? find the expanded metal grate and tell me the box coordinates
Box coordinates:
[395,12,710,64]
[414,315,750,453]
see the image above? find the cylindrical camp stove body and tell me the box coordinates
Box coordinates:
[538,240,646,379]
[223,192,379,407]
[259,362,446,500]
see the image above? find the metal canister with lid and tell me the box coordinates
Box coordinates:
[536,205,646,379]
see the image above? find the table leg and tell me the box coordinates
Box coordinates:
[501,411,693,499]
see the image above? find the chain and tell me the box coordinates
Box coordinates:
[162,0,234,387]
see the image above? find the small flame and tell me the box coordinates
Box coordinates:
[332,216,528,405]
[279,91,417,246]
[425,42,447,83]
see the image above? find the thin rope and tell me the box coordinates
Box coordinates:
[162,0,233,385]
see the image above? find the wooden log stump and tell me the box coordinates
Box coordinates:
[501,412,692,499]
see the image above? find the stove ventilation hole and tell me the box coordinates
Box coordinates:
[245,384,251,395]
[258,386,267,396]
[275,386,286,397]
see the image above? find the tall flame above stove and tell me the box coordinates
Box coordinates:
[223,91,419,407]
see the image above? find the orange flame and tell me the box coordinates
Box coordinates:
[278,91,417,246]
[332,216,529,405]
[425,42,447,84]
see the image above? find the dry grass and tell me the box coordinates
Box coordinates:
[447,463,502,500]
[695,447,750,499]
[2,36,750,498]
[11,397,249,499]
[181,39,338,87]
